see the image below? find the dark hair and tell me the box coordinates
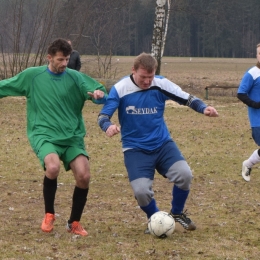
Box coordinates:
[133,52,158,73]
[47,38,72,56]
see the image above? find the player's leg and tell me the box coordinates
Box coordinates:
[124,148,159,220]
[37,142,61,233]
[156,141,196,231]
[64,148,90,236]
[242,127,260,181]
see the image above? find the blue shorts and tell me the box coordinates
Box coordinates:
[124,140,185,182]
[252,127,260,146]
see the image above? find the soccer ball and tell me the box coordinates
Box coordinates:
[148,211,175,238]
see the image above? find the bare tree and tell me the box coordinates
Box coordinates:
[63,0,131,79]
[0,0,63,79]
[54,0,132,79]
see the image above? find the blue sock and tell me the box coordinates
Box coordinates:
[171,185,189,214]
[140,198,159,219]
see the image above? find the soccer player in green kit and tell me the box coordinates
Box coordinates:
[0,38,107,236]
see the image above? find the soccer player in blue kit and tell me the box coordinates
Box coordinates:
[98,53,218,232]
[237,43,260,182]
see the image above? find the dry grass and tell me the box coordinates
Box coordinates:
[0,57,260,259]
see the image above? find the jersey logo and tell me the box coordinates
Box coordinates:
[126,106,158,114]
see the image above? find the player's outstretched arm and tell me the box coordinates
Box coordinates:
[187,95,218,117]
[203,106,218,117]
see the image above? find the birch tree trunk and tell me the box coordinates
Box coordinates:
[161,0,171,58]
[151,0,170,75]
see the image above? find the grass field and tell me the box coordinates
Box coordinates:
[0,57,260,259]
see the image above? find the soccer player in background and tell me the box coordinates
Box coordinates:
[67,39,82,71]
[237,43,260,182]
[98,52,218,232]
[0,38,107,236]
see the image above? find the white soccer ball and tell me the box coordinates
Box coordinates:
[148,211,175,238]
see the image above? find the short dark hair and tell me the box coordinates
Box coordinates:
[47,38,72,56]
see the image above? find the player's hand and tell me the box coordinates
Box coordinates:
[204,106,218,117]
[88,90,105,99]
[106,125,120,137]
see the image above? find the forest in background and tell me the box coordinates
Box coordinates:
[0,0,259,78]
[0,0,259,58]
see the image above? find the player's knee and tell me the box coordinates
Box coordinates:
[135,192,151,207]
[76,171,90,188]
[181,166,193,181]
[132,184,153,206]
[46,163,60,177]
[177,167,192,190]
[81,172,90,184]
[130,178,153,206]
[166,161,193,190]
[133,186,146,199]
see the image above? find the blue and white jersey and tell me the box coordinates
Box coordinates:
[99,75,206,150]
[238,66,260,127]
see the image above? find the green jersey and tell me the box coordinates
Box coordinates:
[0,66,107,153]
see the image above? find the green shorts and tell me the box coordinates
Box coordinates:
[37,142,89,171]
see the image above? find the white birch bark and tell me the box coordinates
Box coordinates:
[151,0,168,74]
[161,0,171,57]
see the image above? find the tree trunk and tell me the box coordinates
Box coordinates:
[151,0,168,75]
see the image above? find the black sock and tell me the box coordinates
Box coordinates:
[68,187,89,224]
[43,176,57,214]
